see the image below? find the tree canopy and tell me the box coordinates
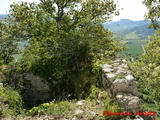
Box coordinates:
[143,0,160,29]
[1,0,123,99]
[0,18,19,65]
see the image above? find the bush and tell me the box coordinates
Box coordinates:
[129,30,160,106]
[0,85,23,118]
[4,0,123,100]
[27,100,76,116]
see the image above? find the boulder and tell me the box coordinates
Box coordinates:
[116,93,141,113]
[17,72,51,107]
[102,73,116,87]
[111,78,138,96]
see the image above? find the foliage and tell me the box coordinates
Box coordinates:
[103,100,125,120]
[27,100,75,116]
[87,85,101,100]
[27,86,126,120]
[0,14,8,21]
[91,56,103,87]
[129,29,160,107]
[0,19,19,65]
[87,86,125,119]
[141,103,160,119]
[0,85,23,118]
[4,0,123,100]
[143,0,160,29]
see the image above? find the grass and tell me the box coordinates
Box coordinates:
[141,103,160,119]
[12,86,126,120]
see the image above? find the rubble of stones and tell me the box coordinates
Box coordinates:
[102,58,141,113]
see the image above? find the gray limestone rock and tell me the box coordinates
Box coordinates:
[106,73,116,79]
[122,59,127,63]
[101,58,140,114]
[112,78,138,96]
[102,64,112,68]
[115,69,127,75]
[125,75,134,81]
[102,68,114,73]
[116,93,141,113]
[75,109,84,116]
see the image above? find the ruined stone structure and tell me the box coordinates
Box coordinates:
[17,72,51,107]
[102,58,141,113]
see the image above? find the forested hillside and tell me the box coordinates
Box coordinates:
[103,19,156,40]
[104,19,156,57]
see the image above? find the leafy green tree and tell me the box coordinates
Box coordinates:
[130,0,160,110]
[129,30,160,106]
[6,0,123,99]
[143,0,160,29]
[0,19,19,65]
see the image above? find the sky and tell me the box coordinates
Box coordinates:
[113,0,147,21]
[0,0,147,21]
[0,0,39,14]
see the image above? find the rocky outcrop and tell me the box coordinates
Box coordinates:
[102,58,141,113]
[17,72,51,107]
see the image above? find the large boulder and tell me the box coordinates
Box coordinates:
[116,93,141,113]
[18,72,51,107]
[111,78,138,96]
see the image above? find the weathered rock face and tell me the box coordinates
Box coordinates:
[17,72,51,107]
[102,58,141,113]
[116,93,140,113]
[112,78,138,96]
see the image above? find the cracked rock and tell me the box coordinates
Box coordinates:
[112,78,138,96]
[116,93,140,113]
[75,109,84,116]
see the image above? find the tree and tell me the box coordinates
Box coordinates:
[0,18,19,65]
[130,0,160,107]
[143,0,160,29]
[6,0,123,99]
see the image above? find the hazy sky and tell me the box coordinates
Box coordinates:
[0,0,39,14]
[0,0,147,21]
[113,0,147,21]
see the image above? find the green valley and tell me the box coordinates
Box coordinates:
[103,19,156,57]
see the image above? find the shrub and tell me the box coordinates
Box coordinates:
[4,0,123,100]
[0,85,23,118]
[129,30,160,107]
[27,100,75,116]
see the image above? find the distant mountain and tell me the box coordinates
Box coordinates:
[103,19,157,56]
[103,19,156,40]
[0,14,8,21]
